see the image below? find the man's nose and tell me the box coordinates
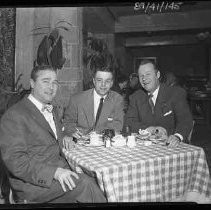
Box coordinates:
[101,81,106,87]
[141,76,146,81]
[48,83,54,89]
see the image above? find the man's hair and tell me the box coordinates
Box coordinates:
[93,66,114,78]
[31,65,55,81]
[139,59,158,71]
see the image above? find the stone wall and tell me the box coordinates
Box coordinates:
[0,8,16,116]
[15,7,83,119]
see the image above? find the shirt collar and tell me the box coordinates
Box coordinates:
[28,94,44,112]
[148,86,160,99]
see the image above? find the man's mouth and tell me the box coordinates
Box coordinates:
[100,89,107,92]
[45,92,53,96]
[143,82,150,86]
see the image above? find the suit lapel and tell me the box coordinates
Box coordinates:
[83,89,95,128]
[24,97,57,140]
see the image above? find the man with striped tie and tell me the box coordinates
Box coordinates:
[124,59,193,147]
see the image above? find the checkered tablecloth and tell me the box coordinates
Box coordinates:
[63,142,211,202]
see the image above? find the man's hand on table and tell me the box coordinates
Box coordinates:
[166,135,181,148]
[54,167,79,192]
[63,136,76,150]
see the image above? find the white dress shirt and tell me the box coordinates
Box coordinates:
[149,86,183,141]
[93,89,107,119]
[28,94,57,139]
[149,86,160,105]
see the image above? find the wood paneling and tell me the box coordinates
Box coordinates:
[83,7,115,33]
[115,9,211,33]
[125,34,200,47]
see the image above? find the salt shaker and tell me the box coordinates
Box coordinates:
[105,136,111,147]
[127,135,136,148]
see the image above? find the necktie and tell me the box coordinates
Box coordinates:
[95,97,104,126]
[148,94,154,114]
[41,104,53,113]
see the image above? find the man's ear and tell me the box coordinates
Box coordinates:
[110,79,114,87]
[30,79,35,89]
[157,70,160,79]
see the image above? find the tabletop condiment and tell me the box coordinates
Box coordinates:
[127,135,136,148]
[124,125,131,137]
[105,137,111,147]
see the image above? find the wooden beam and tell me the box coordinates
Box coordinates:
[125,34,200,47]
[115,9,211,33]
[83,7,115,33]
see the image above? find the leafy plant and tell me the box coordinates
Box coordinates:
[0,8,15,91]
[0,8,16,117]
[31,20,72,70]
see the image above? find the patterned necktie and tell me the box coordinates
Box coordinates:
[41,104,53,113]
[148,94,154,114]
[95,97,104,126]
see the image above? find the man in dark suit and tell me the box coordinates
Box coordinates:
[124,59,193,147]
[0,65,106,203]
[63,66,124,138]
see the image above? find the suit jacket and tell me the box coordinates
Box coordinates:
[63,88,124,136]
[0,97,69,202]
[124,83,193,140]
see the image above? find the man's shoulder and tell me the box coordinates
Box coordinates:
[1,97,28,119]
[109,90,123,99]
[130,88,145,99]
[162,83,186,95]
[71,89,93,100]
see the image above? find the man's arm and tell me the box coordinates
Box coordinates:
[172,87,193,140]
[0,110,58,188]
[124,94,145,133]
[63,97,78,137]
[110,94,124,133]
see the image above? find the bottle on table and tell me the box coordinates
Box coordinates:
[125,125,131,137]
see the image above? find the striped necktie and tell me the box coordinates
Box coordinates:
[148,94,154,114]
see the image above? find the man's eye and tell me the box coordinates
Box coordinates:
[53,82,59,86]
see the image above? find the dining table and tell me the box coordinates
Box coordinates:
[63,141,211,203]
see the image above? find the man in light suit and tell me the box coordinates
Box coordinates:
[124,59,193,147]
[63,67,124,138]
[0,65,106,203]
